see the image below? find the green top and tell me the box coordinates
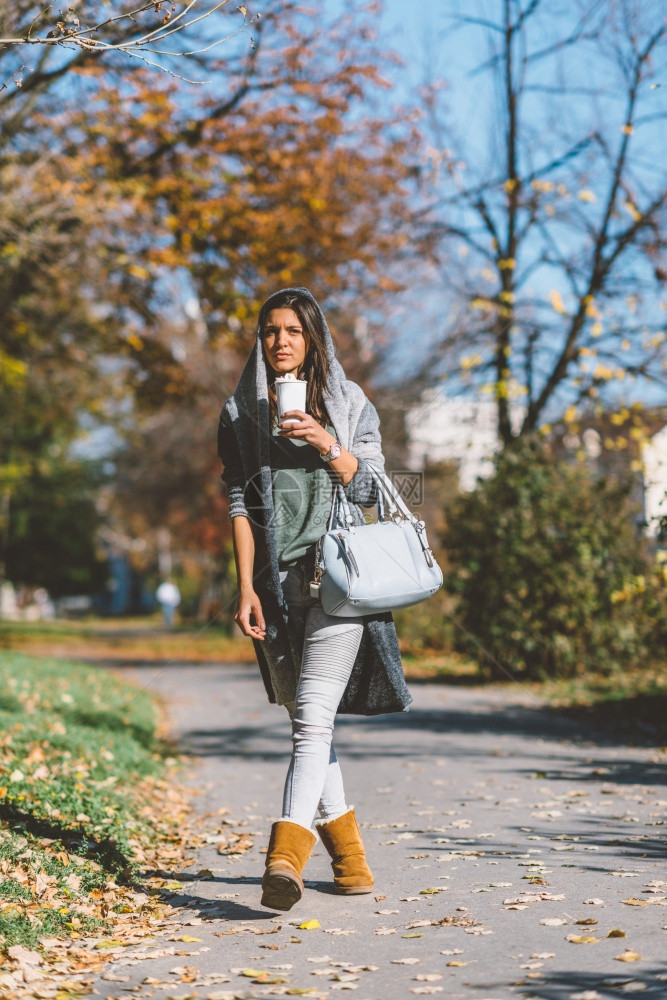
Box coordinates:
[270,418,337,568]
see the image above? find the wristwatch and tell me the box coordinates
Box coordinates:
[319,439,342,462]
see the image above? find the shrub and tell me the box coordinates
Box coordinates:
[443,436,655,680]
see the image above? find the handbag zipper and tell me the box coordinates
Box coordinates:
[336,532,360,576]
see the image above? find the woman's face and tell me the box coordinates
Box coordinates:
[262,308,310,378]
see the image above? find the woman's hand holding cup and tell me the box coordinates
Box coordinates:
[278,410,335,454]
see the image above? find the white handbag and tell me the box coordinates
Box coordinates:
[309,463,443,616]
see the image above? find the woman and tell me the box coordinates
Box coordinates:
[217,287,412,912]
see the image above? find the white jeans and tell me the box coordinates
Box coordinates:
[279,560,364,830]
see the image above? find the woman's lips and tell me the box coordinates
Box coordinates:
[275,354,290,359]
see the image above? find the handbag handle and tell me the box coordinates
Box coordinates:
[316,462,436,577]
[325,462,418,531]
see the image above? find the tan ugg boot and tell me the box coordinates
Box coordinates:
[261,820,317,911]
[315,808,374,895]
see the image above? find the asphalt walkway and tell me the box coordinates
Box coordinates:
[96,663,666,1000]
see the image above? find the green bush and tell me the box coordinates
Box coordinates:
[393,583,457,655]
[443,436,656,680]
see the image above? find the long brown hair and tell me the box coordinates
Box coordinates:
[258,291,331,428]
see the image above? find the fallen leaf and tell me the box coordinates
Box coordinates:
[415,973,443,982]
[299,919,321,930]
[583,898,605,905]
[621,898,649,907]
[566,935,599,944]
[446,961,468,967]
[608,929,626,938]
[392,958,420,965]
[8,946,42,967]
[614,950,643,963]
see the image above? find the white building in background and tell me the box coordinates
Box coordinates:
[405,389,667,538]
[405,389,525,491]
[643,423,667,537]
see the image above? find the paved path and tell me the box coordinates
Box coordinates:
[97,663,665,1000]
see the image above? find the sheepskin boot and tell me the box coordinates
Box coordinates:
[260,820,317,911]
[315,808,374,894]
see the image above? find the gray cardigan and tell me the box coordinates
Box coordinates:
[217,288,412,716]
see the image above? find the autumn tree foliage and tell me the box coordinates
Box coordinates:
[413,0,667,445]
[1,2,417,594]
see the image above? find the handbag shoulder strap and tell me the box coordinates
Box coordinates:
[323,462,418,533]
[367,463,418,523]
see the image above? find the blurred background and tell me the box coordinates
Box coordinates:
[1,0,666,733]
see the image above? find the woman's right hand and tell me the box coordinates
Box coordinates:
[234,588,266,640]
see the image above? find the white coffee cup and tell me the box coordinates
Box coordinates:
[275,375,307,431]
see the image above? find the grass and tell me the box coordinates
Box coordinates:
[0,616,255,663]
[534,664,667,746]
[400,647,667,745]
[0,651,188,954]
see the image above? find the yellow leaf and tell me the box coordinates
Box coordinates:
[584,295,601,318]
[578,189,596,202]
[607,929,626,937]
[126,333,144,351]
[447,960,468,966]
[566,934,600,944]
[624,200,641,221]
[615,950,642,962]
[298,919,320,930]
[240,968,265,977]
[470,296,493,310]
[564,405,578,424]
[176,936,202,943]
[549,290,566,314]
[127,264,151,280]
[621,123,634,135]
[499,258,516,269]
